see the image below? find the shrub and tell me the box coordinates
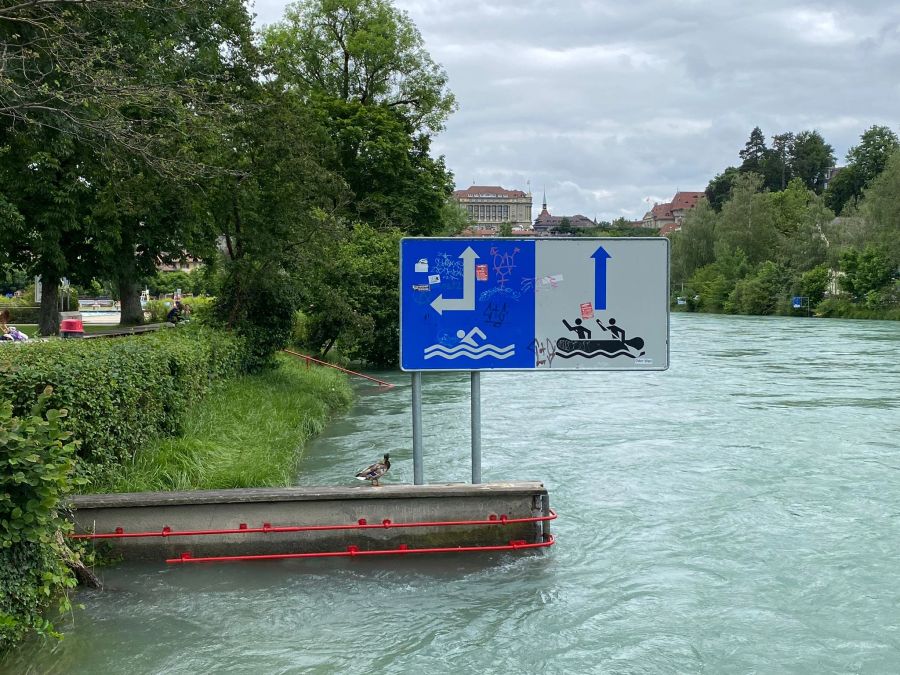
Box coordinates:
[0,324,252,485]
[0,306,40,324]
[215,264,298,370]
[144,298,174,323]
[0,389,83,650]
[182,296,215,324]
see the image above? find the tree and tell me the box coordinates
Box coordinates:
[790,130,835,193]
[0,0,253,171]
[726,260,788,315]
[554,216,573,234]
[826,125,900,214]
[846,125,900,183]
[824,165,864,215]
[862,149,900,265]
[768,180,830,274]
[262,0,457,234]
[1,0,260,330]
[209,88,349,368]
[839,246,894,298]
[84,0,259,324]
[685,249,750,313]
[498,222,513,237]
[313,99,453,233]
[438,199,474,235]
[739,127,768,174]
[263,0,455,134]
[769,132,795,191]
[0,128,99,334]
[670,199,717,286]
[796,264,830,306]
[705,167,739,212]
[715,173,777,265]
[299,223,402,365]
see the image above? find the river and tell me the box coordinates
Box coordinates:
[5,314,900,674]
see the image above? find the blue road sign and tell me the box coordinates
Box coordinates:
[400,237,669,372]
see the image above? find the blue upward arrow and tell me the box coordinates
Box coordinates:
[591,246,611,310]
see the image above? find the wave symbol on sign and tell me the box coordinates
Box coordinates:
[424,326,515,360]
[424,343,515,360]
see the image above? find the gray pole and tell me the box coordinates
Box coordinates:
[412,371,424,485]
[471,371,482,484]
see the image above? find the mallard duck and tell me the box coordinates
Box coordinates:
[355,453,390,486]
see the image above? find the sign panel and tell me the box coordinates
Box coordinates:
[400,237,669,371]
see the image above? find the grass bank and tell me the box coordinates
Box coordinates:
[100,354,353,493]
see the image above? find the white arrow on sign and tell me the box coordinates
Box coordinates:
[431,247,479,315]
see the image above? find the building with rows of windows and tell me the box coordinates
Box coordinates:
[452,185,533,231]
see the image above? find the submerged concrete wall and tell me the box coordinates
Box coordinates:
[68,482,551,561]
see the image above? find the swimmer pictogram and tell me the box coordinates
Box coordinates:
[424,326,515,361]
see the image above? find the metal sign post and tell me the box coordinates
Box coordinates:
[471,371,481,484]
[412,371,424,485]
[400,237,670,484]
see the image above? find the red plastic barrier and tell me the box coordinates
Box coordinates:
[282,349,394,389]
[166,535,555,564]
[71,510,557,540]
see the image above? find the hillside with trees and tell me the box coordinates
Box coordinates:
[672,126,900,319]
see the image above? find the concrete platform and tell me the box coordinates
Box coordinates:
[68,482,552,561]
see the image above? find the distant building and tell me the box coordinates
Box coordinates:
[452,185,533,231]
[643,191,705,235]
[823,166,843,191]
[533,192,595,232]
[157,257,203,273]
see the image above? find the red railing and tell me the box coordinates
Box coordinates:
[70,510,557,540]
[282,349,394,389]
[166,535,555,564]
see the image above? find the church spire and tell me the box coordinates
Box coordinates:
[542,188,547,211]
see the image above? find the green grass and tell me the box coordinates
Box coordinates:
[97,354,353,493]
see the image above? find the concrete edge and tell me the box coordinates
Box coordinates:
[67,481,547,509]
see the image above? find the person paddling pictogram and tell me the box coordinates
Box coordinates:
[596,317,625,343]
[562,318,591,339]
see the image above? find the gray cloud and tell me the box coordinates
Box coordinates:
[251,0,900,220]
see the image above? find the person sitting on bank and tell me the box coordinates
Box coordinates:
[166,301,183,324]
[0,309,11,340]
[1,309,29,341]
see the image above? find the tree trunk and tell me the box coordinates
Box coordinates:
[117,274,144,326]
[38,279,60,336]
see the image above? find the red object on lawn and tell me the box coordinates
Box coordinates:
[60,318,84,338]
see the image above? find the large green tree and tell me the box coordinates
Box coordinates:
[861,149,900,265]
[789,130,835,193]
[0,128,98,334]
[739,127,768,175]
[826,125,900,214]
[263,0,455,133]
[705,166,740,212]
[670,199,717,286]
[263,0,456,234]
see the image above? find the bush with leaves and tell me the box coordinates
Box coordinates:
[0,389,84,650]
[215,262,299,371]
[726,261,789,315]
[0,325,252,484]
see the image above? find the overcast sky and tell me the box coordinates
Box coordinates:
[251,0,900,221]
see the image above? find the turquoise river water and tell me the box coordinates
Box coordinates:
[4,314,900,674]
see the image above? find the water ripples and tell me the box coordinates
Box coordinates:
[6,314,900,673]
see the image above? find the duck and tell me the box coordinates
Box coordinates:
[355,453,391,486]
